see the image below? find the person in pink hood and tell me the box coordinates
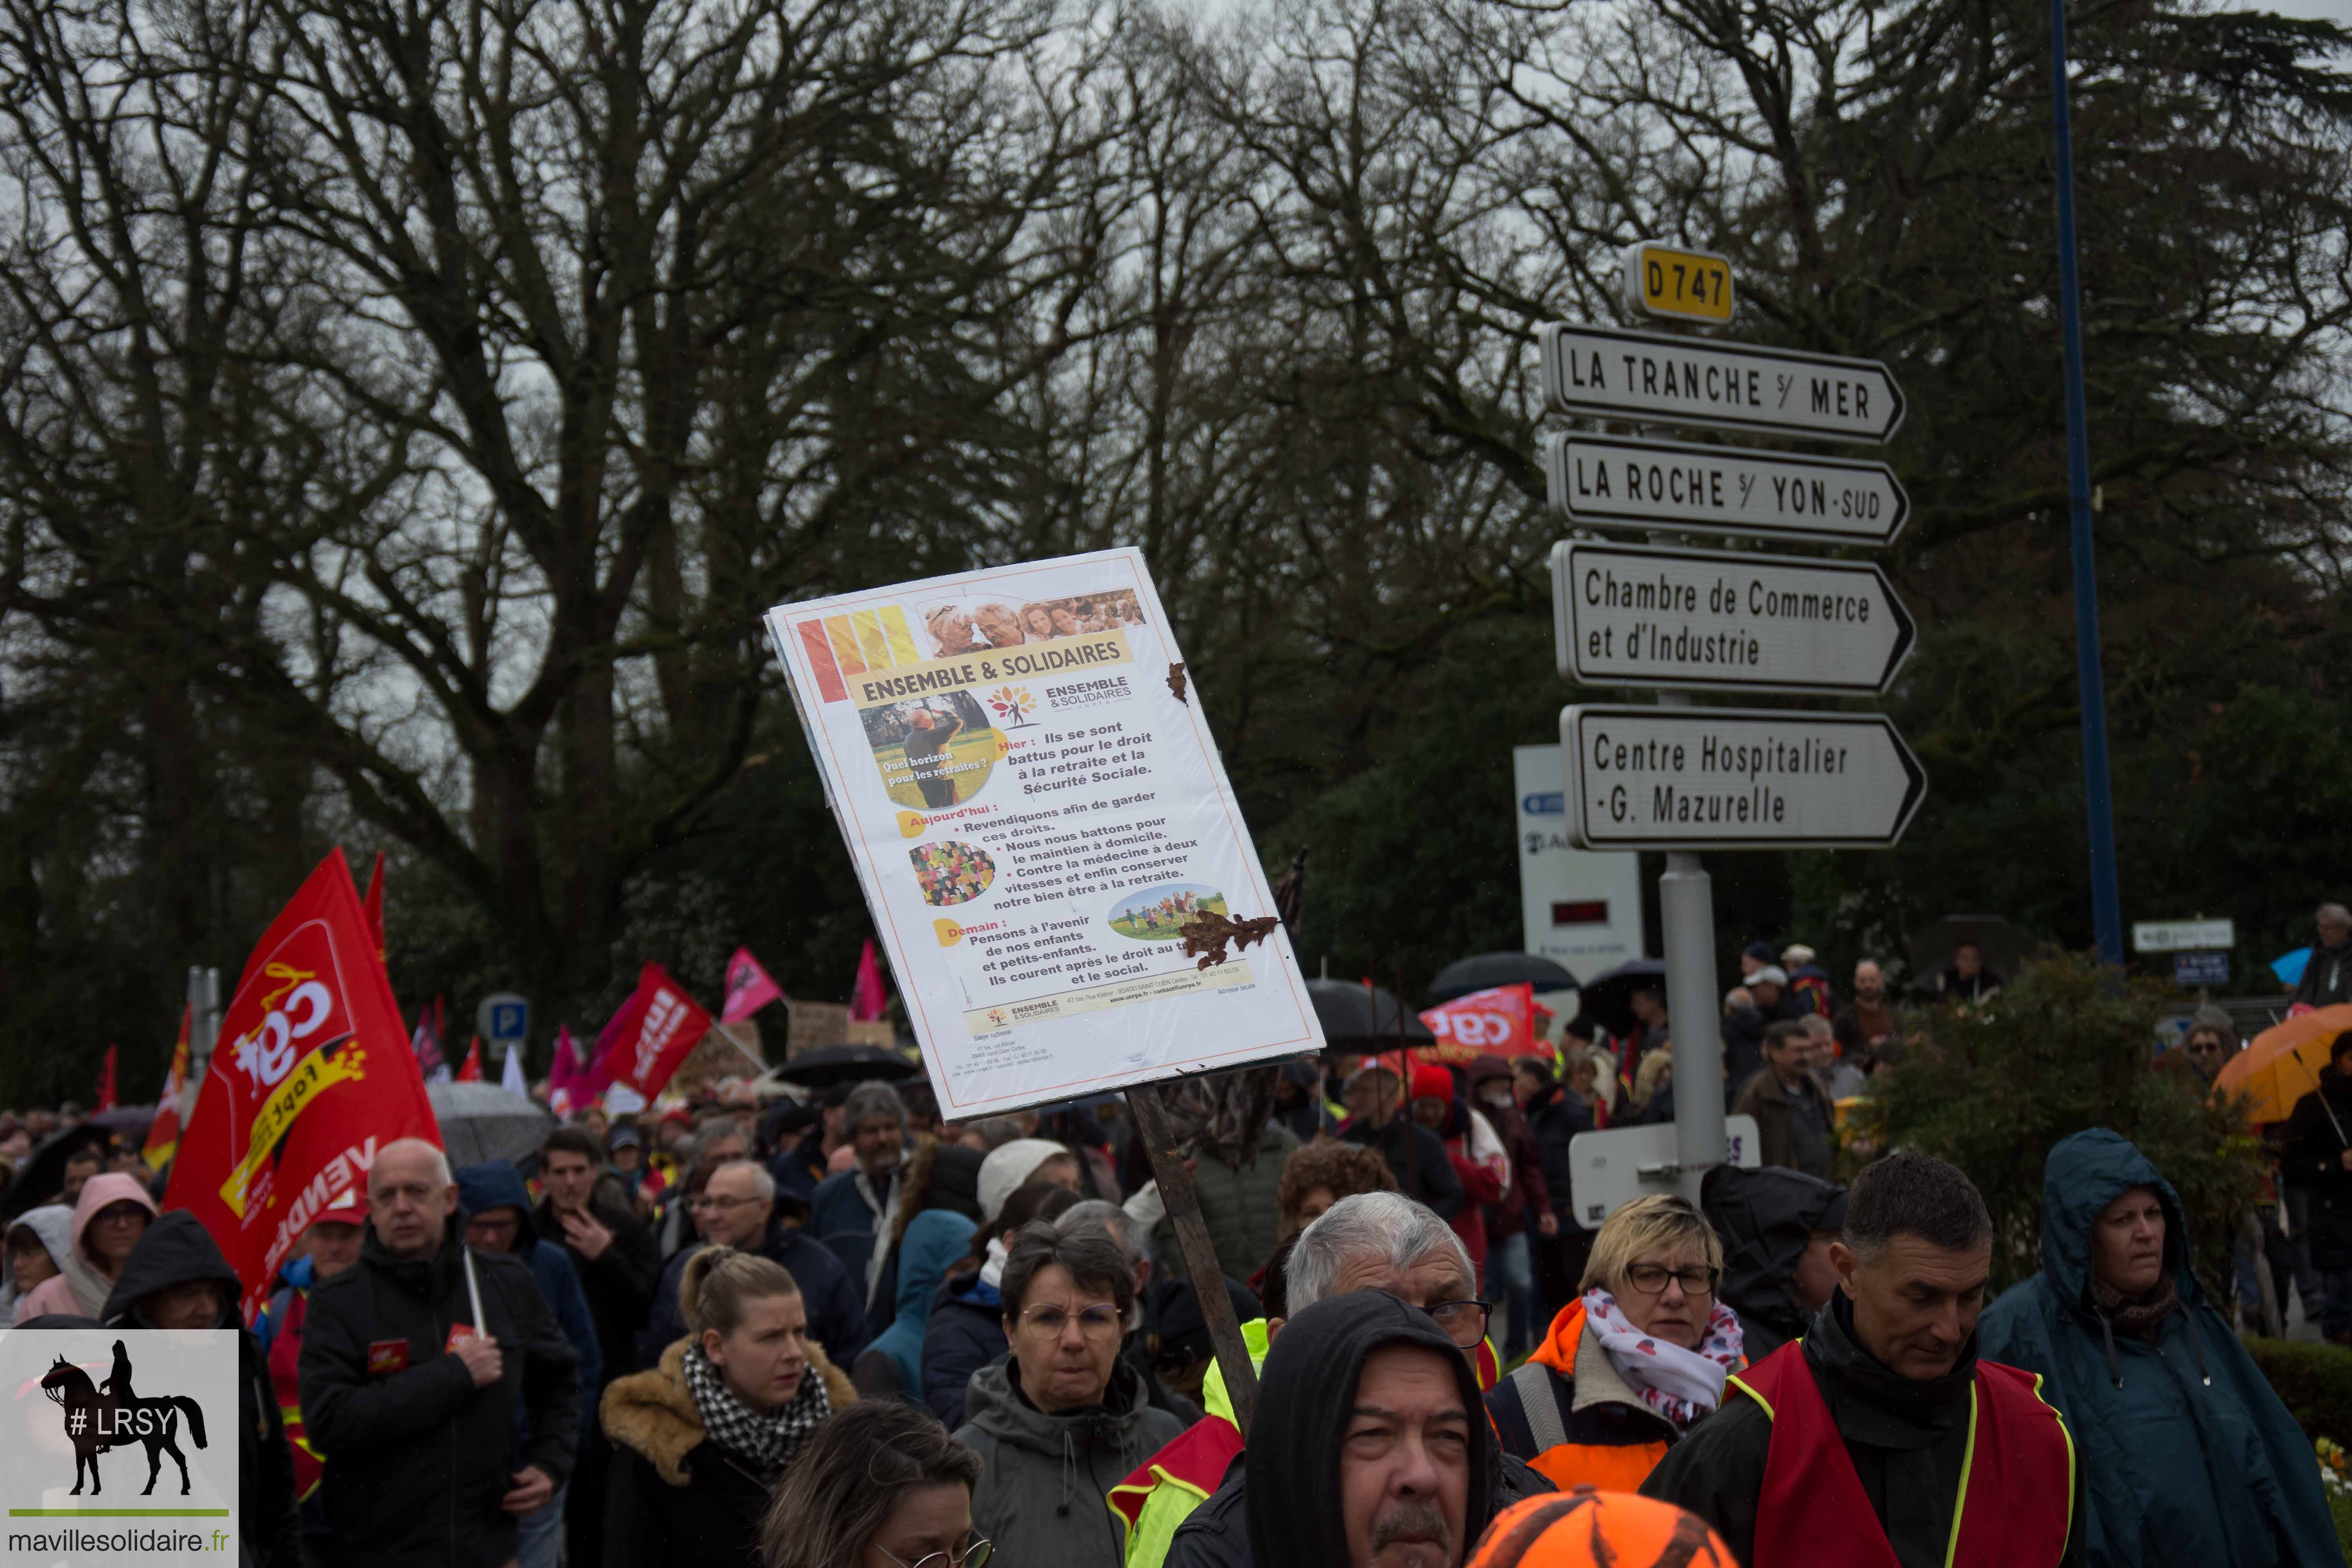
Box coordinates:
[14,1171,159,1322]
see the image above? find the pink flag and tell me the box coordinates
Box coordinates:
[548,1025,579,1116]
[722,946,786,1025]
[849,939,889,1022]
[599,962,716,1099]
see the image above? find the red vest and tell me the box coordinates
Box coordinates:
[1728,1341,2074,1568]
[265,1289,326,1502]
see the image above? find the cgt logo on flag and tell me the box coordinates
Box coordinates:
[2,1329,240,1563]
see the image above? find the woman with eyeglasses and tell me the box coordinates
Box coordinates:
[605,1247,856,1567]
[761,1399,989,1568]
[952,1221,1187,1567]
[1484,1193,1744,1492]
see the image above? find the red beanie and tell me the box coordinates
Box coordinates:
[1410,1064,1455,1103]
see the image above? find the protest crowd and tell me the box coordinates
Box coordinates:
[4,902,2350,1568]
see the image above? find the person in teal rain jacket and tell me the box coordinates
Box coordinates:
[1978,1128,2338,1568]
[867,1206,977,1396]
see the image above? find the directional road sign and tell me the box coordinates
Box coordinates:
[1541,324,1905,444]
[1544,432,1907,546]
[1562,705,1927,851]
[1551,541,1916,696]
[2132,918,2236,953]
[1619,240,1734,326]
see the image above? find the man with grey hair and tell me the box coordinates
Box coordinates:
[636,1154,869,1367]
[299,1137,582,1568]
[1161,1192,1549,1568]
[2296,902,2352,1009]
[811,1079,908,1293]
[1644,1149,2083,1567]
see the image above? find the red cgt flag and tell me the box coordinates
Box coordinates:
[1414,984,1546,1066]
[600,962,714,1100]
[165,850,441,1320]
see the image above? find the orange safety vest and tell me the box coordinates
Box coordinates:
[1729,1341,2075,1568]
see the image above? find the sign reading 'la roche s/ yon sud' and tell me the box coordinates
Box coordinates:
[1551,541,1916,696]
[1562,705,1928,851]
[1540,324,1906,444]
[1544,432,1908,547]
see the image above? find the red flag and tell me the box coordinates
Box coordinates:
[362,851,386,963]
[410,993,448,1080]
[457,1036,484,1082]
[721,946,786,1025]
[144,1005,192,1170]
[95,1044,118,1111]
[849,939,889,1023]
[547,1026,579,1116]
[1414,984,1544,1065]
[599,963,715,1100]
[165,849,441,1320]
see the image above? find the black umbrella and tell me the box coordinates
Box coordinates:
[1576,959,1668,1038]
[1426,953,1581,1003]
[763,1044,922,1089]
[1305,978,1435,1052]
[3,1124,115,1220]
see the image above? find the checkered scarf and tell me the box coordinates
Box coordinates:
[681,1343,831,1480]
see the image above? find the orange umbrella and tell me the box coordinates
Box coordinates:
[2212,1004,2352,1125]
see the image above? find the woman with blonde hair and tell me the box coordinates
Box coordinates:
[604,1246,855,1566]
[1483,1192,1743,1491]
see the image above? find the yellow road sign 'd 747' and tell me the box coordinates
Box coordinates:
[1620,240,1734,325]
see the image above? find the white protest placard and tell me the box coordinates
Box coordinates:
[765,549,1323,1118]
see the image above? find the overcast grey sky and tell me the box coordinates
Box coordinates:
[2241,0,2352,26]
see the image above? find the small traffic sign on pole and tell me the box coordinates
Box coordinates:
[2131,918,2236,953]
[1545,432,1908,546]
[1619,241,1735,326]
[1551,541,1916,696]
[478,992,530,1046]
[1541,325,1906,444]
[1562,705,1927,851]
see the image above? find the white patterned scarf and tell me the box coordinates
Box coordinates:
[1580,1287,1745,1432]
[681,1343,831,1480]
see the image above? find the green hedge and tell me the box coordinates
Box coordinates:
[2246,1338,2352,1442]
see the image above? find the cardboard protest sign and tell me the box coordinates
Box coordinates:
[165,850,439,1319]
[766,548,1323,1117]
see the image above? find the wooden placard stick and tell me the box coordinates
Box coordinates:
[1126,1081,1259,1438]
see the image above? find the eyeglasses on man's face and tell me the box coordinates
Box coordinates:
[689,1193,760,1213]
[1421,1299,1492,1348]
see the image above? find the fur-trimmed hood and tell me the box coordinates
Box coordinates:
[601,1334,855,1487]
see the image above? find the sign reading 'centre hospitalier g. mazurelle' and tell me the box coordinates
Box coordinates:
[1564,706,1927,851]
[1541,325,1905,444]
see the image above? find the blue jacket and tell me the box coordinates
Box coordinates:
[454,1161,603,1434]
[810,1167,893,1291]
[869,1209,978,1396]
[770,1129,829,1209]
[637,1217,870,1371]
[920,1267,1004,1429]
[1978,1129,2338,1568]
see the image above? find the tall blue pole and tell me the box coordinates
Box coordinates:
[2049,0,2125,965]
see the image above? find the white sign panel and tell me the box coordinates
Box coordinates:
[1563,705,1927,851]
[1544,432,1908,546]
[1567,1117,1763,1229]
[766,549,1322,1118]
[1551,541,1916,696]
[2132,919,2237,953]
[1541,324,1905,444]
[1514,746,1646,976]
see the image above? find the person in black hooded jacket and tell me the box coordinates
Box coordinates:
[100,1211,305,1568]
[1700,1163,1847,1363]
[1165,1289,1498,1568]
[298,1138,580,1568]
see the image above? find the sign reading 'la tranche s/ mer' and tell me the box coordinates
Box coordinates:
[1540,325,1906,445]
